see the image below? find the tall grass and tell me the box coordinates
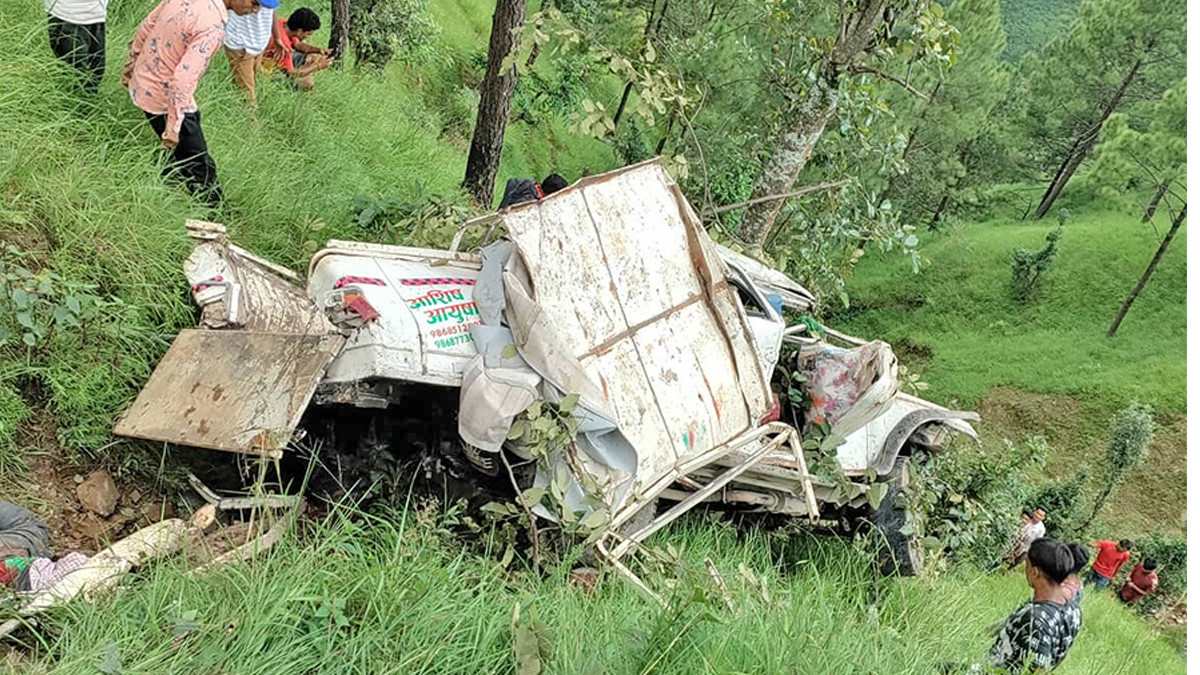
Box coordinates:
[0,507,1183,674]
[0,0,615,468]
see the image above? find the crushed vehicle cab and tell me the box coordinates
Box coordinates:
[114,159,978,586]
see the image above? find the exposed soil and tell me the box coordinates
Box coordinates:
[976,385,1186,536]
[4,409,178,556]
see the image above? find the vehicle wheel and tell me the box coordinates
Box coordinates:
[869,457,923,577]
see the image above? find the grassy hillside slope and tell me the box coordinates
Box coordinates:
[1,511,1185,674]
[0,0,619,470]
[831,206,1186,535]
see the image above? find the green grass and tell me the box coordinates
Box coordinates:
[832,207,1185,412]
[0,0,617,468]
[829,205,1186,536]
[0,508,1184,674]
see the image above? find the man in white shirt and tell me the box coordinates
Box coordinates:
[1005,506,1047,570]
[223,2,277,106]
[45,0,108,93]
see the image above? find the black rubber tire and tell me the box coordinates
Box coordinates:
[869,457,923,577]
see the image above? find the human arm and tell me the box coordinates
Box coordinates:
[162,25,222,146]
[294,40,329,56]
[290,53,330,78]
[986,604,1033,671]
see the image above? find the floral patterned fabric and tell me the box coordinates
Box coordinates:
[801,341,891,428]
[125,0,228,143]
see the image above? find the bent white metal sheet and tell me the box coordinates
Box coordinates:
[501,160,772,489]
[113,330,344,456]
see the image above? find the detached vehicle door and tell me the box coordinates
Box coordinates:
[113,224,345,458]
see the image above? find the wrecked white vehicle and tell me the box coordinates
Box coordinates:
[114,160,977,582]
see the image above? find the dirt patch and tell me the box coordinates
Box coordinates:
[182,520,270,566]
[976,386,1186,536]
[3,408,177,556]
[977,386,1089,451]
[890,337,934,366]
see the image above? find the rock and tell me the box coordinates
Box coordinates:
[141,499,176,524]
[76,470,119,516]
[129,489,143,505]
[190,504,218,533]
[568,566,602,594]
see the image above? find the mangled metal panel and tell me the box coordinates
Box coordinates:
[714,244,816,312]
[113,330,344,457]
[837,392,981,475]
[183,225,333,337]
[500,160,773,486]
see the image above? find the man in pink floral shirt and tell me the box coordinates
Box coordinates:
[121,0,272,204]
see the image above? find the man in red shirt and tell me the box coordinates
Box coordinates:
[1083,539,1132,590]
[262,7,330,90]
[1118,558,1160,605]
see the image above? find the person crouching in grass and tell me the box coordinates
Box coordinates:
[262,8,330,91]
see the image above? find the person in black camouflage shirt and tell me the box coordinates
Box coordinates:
[986,538,1082,673]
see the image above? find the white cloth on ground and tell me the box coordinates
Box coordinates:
[28,553,90,592]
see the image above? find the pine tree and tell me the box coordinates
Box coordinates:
[1018,0,1184,219]
[885,0,1010,225]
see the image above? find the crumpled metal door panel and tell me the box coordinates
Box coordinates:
[501,160,771,484]
[501,192,628,357]
[185,242,332,335]
[577,171,702,327]
[113,330,344,457]
[579,340,679,481]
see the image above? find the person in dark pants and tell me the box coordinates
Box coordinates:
[123,0,267,205]
[145,111,221,206]
[45,0,108,93]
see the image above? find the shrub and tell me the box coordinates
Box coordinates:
[0,383,28,473]
[350,0,439,69]
[1027,465,1090,539]
[1084,400,1154,529]
[913,436,1047,569]
[1009,221,1063,303]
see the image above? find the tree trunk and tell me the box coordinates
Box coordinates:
[1033,58,1143,219]
[1107,203,1185,337]
[328,0,351,64]
[735,0,886,247]
[612,0,664,132]
[735,70,839,247]
[1143,182,1168,222]
[463,0,527,206]
[1082,481,1117,532]
[928,193,950,231]
[655,115,675,155]
[525,0,552,68]
[612,81,634,129]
